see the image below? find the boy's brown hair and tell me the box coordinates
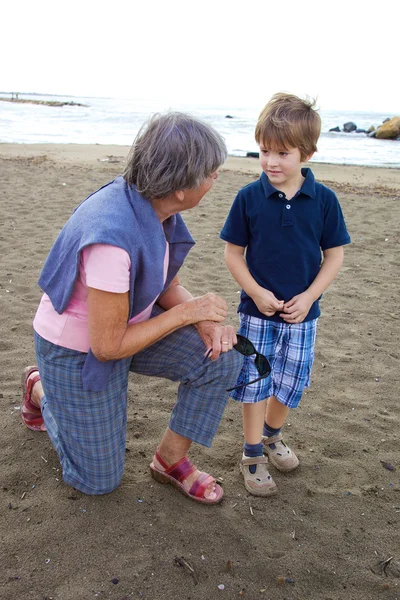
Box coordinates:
[255,93,321,161]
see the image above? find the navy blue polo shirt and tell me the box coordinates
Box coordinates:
[220,168,351,323]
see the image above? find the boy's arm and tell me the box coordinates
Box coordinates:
[224,242,284,316]
[280,246,344,323]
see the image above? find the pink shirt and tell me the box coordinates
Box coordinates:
[33,243,169,352]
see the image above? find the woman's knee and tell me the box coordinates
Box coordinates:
[225,349,244,373]
[218,347,243,379]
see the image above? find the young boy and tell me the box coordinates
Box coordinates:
[220,93,351,496]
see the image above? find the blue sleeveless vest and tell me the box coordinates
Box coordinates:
[38,176,195,391]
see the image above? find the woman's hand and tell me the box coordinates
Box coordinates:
[195,321,237,360]
[253,289,284,316]
[181,293,228,325]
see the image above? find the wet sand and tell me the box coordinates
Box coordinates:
[1,145,399,600]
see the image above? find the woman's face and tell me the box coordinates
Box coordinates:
[180,171,219,210]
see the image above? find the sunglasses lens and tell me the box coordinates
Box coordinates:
[234,334,256,356]
[255,354,271,377]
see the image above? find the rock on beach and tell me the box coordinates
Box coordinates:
[375,116,400,140]
[330,116,400,140]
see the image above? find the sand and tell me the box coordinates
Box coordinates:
[1,144,400,600]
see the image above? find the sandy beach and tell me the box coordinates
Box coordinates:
[1,144,399,600]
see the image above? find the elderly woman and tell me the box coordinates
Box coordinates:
[21,112,242,504]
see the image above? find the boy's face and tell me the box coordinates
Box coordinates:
[259,144,310,190]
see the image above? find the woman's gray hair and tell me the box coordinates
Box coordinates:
[122,112,227,198]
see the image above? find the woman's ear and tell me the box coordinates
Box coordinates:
[174,190,185,202]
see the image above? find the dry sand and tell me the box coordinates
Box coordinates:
[1,145,400,600]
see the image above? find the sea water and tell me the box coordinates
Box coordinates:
[0,93,399,168]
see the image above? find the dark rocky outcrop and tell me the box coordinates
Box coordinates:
[343,121,357,132]
[328,118,400,141]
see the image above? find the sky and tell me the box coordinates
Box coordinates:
[1,0,399,113]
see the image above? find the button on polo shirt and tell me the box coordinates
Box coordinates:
[220,168,351,323]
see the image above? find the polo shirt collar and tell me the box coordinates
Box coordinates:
[260,167,316,199]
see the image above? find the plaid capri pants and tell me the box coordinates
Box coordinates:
[35,310,243,495]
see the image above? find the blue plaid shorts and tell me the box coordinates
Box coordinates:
[231,313,318,408]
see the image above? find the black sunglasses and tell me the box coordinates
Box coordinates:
[206,333,271,392]
[226,334,271,392]
[205,334,271,391]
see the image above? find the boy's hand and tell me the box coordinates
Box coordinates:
[280,291,314,323]
[253,289,284,317]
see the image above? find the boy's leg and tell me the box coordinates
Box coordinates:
[265,395,289,429]
[241,399,277,496]
[231,314,281,496]
[263,395,299,472]
[243,400,266,444]
[262,319,318,472]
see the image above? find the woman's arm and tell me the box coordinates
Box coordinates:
[157,275,194,309]
[87,284,228,362]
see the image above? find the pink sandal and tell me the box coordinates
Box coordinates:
[150,450,223,504]
[21,366,46,432]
